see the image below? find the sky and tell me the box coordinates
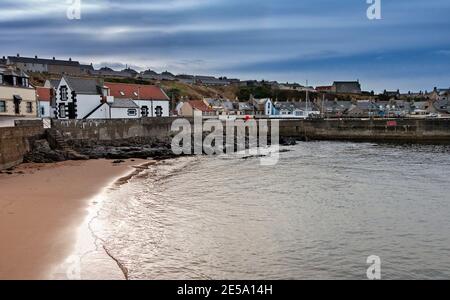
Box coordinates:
[0,0,449,92]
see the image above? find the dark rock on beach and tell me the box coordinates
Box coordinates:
[23,140,67,163]
[279,137,298,146]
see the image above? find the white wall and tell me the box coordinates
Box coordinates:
[86,103,110,119]
[134,100,170,117]
[110,107,140,119]
[76,95,102,119]
[151,100,170,117]
[39,101,51,118]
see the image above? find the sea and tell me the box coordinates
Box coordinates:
[66,141,450,280]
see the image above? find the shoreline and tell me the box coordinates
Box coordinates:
[0,158,149,280]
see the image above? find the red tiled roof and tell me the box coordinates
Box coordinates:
[104,82,169,100]
[36,87,51,102]
[316,86,332,91]
[188,100,214,112]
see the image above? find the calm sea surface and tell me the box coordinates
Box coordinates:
[92,142,450,279]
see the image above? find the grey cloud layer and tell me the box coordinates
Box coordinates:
[0,0,449,91]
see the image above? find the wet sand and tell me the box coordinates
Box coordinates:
[0,159,147,280]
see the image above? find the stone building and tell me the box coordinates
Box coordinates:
[6,54,92,75]
[0,65,37,117]
[331,81,362,94]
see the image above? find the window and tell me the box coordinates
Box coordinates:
[59,103,66,118]
[127,109,137,116]
[60,86,68,101]
[0,75,3,85]
[0,101,5,112]
[26,102,33,113]
[154,106,163,117]
[141,106,149,117]
[41,106,45,116]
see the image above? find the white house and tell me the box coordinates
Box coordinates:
[252,98,275,116]
[83,98,141,119]
[104,82,170,117]
[55,76,105,119]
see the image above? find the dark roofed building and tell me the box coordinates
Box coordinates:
[332,81,362,94]
[6,54,89,75]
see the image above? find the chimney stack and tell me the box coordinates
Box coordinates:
[69,57,72,61]
[53,57,55,60]
[35,55,38,59]
[17,53,20,57]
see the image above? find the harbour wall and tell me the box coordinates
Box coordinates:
[0,120,45,170]
[278,118,450,144]
[2,117,450,170]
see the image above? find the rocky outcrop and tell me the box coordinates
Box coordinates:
[77,145,175,160]
[23,140,66,163]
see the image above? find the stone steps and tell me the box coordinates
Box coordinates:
[46,129,88,160]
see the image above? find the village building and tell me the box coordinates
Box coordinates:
[331,81,362,94]
[104,82,170,117]
[273,102,320,118]
[83,98,141,120]
[177,100,215,117]
[6,54,92,75]
[138,70,176,81]
[0,65,37,118]
[36,87,52,118]
[89,67,135,78]
[315,86,333,93]
[320,100,353,117]
[44,78,60,110]
[252,98,275,116]
[195,75,230,86]
[346,100,379,117]
[55,76,105,119]
[237,102,255,115]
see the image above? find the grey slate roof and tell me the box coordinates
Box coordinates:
[8,56,80,66]
[275,101,318,111]
[433,99,449,112]
[109,99,139,109]
[64,76,100,94]
[48,79,61,88]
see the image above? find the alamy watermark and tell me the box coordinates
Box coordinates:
[67,0,82,20]
[367,0,382,20]
[171,115,280,166]
[366,255,381,280]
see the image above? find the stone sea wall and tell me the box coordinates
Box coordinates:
[278,118,450,144]
[2,117,450,170]
[0,120,45,170]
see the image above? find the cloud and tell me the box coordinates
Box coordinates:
[0,0,449,91]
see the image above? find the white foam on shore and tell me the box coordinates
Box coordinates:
[49,162,151,280]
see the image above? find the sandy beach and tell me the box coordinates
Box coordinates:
[0,159,147,280]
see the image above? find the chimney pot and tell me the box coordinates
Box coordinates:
[69,57,72,61]
[53,57,55,60]
[35,55,38,59]
[17,53,20,57]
